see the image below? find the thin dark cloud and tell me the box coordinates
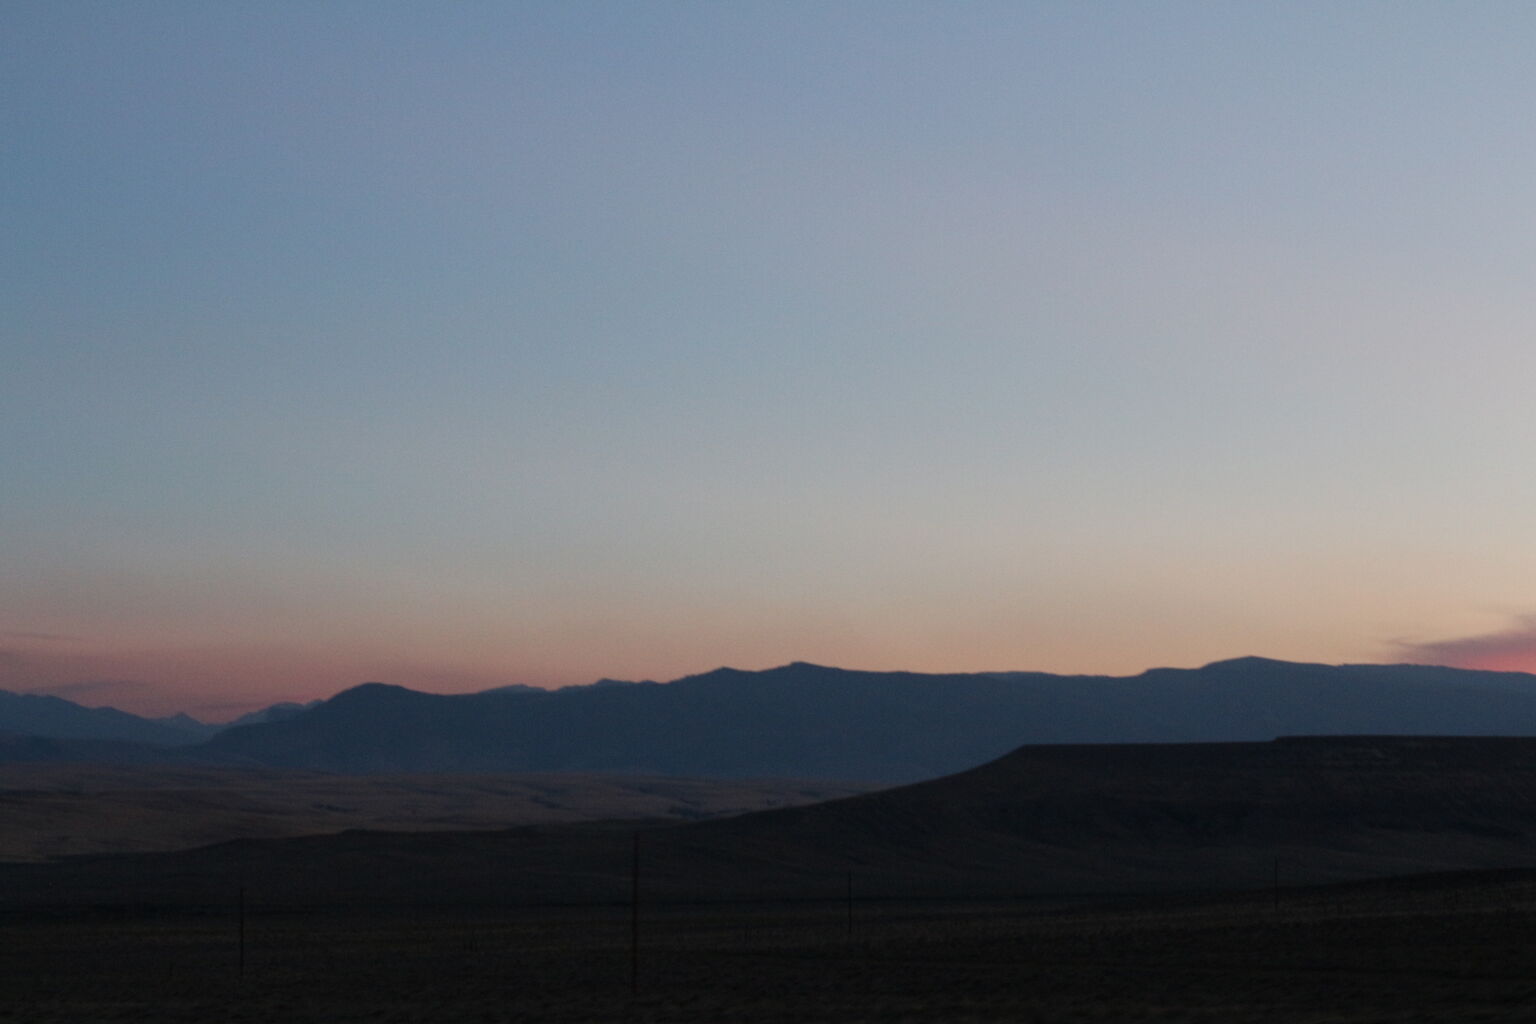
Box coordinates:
[1392,616,1536,671]
[0,630,81,642]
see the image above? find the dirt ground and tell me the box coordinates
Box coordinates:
[6,877,1536,1023]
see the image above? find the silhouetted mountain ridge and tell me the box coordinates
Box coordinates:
[0,689,208,746]
[198,658,1536,781]
[220,700,320,729]
[0,691,332,758]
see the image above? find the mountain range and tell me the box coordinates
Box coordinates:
[192,657,1536,780]
[9,656,1536,780]
[0,690,320,751]
[0,688,214,746]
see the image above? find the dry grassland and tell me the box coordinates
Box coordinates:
[6,877,1536,1022]
[0,764,872,861]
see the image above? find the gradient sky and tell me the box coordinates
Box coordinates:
[7,2,1536,719]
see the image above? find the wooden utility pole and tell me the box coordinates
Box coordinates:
[237,884,246,982]
[630,832,641,995]
[845,870,854,941]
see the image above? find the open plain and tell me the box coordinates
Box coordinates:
[6,873,1536,1022]
[0,764,872,862]
[10,736,1536,1020]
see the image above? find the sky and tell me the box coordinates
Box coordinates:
[6,1,1536,719]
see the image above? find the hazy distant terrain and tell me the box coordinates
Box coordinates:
[196,658,1536,781]
[0,689,214,746]
[0,764,872,862]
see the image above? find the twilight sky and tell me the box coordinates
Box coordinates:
[7,2,1536,719]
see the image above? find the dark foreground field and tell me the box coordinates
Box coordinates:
[7,871,1536,1023]
[13,736,1536,1020]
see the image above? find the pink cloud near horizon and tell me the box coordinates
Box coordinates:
[1392,617,1536,674]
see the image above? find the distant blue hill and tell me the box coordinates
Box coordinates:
[0,689,212,747]
[0,691,326,757]
[220,700,321,730]
[196,657,1536,782]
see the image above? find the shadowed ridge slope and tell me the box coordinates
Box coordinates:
[655,734,1536,896]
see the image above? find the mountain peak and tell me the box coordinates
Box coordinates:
[326,681,420,703]
[1200,656,1311,672]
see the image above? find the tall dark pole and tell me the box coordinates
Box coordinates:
[630,831,640,995]
[237,884,246,982]
[845,869,854,942]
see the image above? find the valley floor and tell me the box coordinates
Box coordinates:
[6,874,1536,1022]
